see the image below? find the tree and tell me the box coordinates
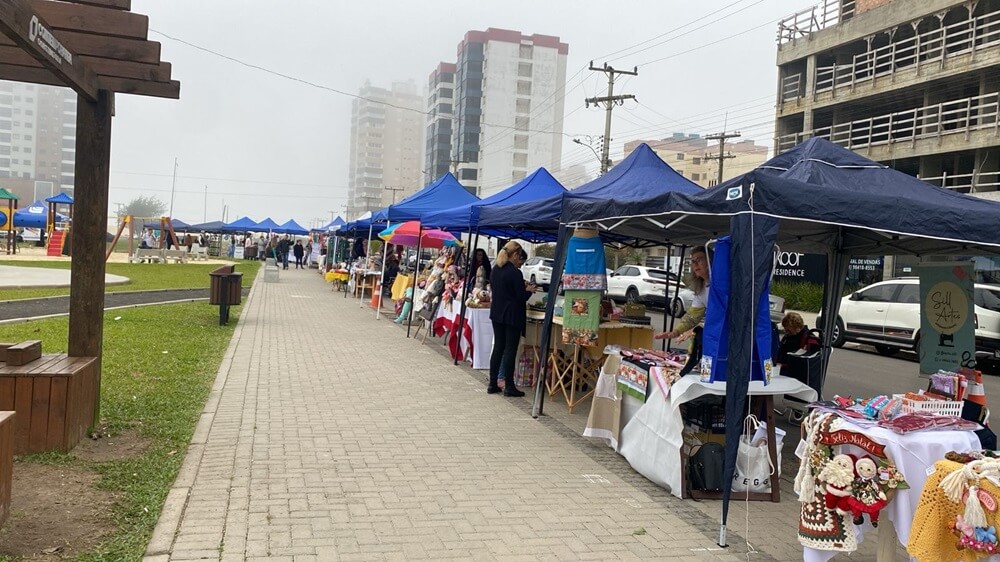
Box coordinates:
[533,243,556,258]
[121,195,167,220]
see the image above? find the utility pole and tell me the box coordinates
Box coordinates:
[585,61,637,174]
[383,186,405,205]
[704,131,741,186]
[203,185,208,223]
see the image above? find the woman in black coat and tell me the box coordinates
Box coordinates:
[488,240,537,397]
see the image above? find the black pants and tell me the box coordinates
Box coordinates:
[295,256,303,267]
[489,321,521,389]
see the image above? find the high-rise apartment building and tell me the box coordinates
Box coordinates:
[776,0,1000,196]
[445,28,568,198]
[0,80,76,201]
[347,80,424,218]
[425,63,456,185]
[625,134,768,188]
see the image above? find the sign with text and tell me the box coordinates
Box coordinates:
[918,263,975,374]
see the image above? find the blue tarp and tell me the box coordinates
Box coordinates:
[13,200,68,228]
[478,143,702,243]
[422,167,566,234]
[276,219,309,235]
[45,192,73,205]
[221,216,258,232]
[386,172,478,223]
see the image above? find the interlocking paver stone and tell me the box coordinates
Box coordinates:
[146,266,894,561]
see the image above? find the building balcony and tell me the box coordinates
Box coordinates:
[777,91,1000,156]
[777,0,854,45]
[780,5,1000,105]
[919,170,1000,193]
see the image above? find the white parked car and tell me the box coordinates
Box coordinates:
[607,265,692,315]
[522,257,554,286]
[825,278,1000,360]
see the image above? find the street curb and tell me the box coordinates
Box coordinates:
[143,267,262,558]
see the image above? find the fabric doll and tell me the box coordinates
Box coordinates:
[394,287,413,324]
[817,453,855,515]
[847,456,888,527]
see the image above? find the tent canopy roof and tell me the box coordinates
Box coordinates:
[45,192,74,204]
[276,219,308,235]
[422,167,566,233]
[222,216,258,232]
[563,138,1000,256]
[13,200,69,227]
[477,143,702,243]
[0,188,19,200]
[386,172,479,222]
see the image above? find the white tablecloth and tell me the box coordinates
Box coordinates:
[618,374,818,498]
[802,420,981,562]
[466,308,493,370]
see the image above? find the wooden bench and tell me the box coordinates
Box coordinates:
[0,354,98,455]
[189,245,209,261]
[0,411,12,529]
[162,249,189,263]
[128,248,163,263]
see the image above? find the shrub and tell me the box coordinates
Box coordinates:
[771,280,825,312]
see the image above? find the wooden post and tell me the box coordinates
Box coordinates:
[68,89,112,430]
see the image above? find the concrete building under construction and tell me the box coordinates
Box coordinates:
[776,0,1000,199]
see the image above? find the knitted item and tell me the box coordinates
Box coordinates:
[908,459,1000,562]
[798,494,858,552]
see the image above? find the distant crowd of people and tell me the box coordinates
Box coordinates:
[138,229,312,268]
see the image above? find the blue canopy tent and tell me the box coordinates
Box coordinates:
[252,217,280,232]
[422,167,565,233]
[477,143,703,245]
[276,219,309,236]
[385,172,478,223]
[186,220,227,233]
[45,192,74,205]
[221,216,258,232]
[13,200,69,228]
[316,216,345,232]
[560,137,1000,545]
[141,218,191,231]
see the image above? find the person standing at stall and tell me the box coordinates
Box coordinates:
[654,245,710,341]
[488,241,536,397]
[293,239,305,269]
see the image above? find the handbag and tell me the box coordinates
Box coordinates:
[688,441,725,492]
[732,416,777,494]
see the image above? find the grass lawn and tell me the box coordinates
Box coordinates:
[0,260,261,301]
[0,302,242,560]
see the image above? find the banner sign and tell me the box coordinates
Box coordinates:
[918,263,975,374]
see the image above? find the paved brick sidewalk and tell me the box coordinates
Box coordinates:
[145,268,796,561]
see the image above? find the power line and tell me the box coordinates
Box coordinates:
[585,62,638,174]
[111,170,351,189]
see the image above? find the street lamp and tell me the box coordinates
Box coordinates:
[573,136,611,172]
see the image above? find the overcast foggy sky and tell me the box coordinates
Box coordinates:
[109,0,795,228]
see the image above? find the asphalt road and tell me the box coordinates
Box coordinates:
[0,288,250,323]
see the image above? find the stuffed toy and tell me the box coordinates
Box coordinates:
[394,287,413,324]
[847,455,888,527]
[818,453,855,516]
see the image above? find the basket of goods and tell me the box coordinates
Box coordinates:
[896,392,964,417]
[621,301,650,325]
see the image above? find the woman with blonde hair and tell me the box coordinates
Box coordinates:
[488,240,537,396]
[655,245,710,341]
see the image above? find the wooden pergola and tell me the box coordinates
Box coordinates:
[0,0,180,425]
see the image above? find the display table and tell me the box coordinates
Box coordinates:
[616,372,816,499]
[802,420,980,562]
[351,269,379,298]
[582,355,646,450]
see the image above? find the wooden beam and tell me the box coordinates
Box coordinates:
[0,29,160,64]
[0,46,171,82]
[100,76,179,99]
[0,63,64,87]
[0,0,100,101]
[69,89,113,429]
[30,0,148,40]
[62,0,131,11]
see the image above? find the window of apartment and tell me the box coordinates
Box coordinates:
[460,168,477,181]
[23,159,30,166]
[512,153,528,168]
[514,116,530,130]
[10,159,17,164]
[512,170,527,182]
[25,110,32,116]
[24,135,31,141]
[24,122,32,129]
[517,81,532,96]
[23,148,30,154]
[0,146,8,155]
[0,158,9,168]
[692,157,701,165]
[515,98,530,114]
[691,173,700,181]
[518,62,532,78]
[519,45,533,58]
[676,153,685,160]
[440,88,452,99]
[513,134,529,150]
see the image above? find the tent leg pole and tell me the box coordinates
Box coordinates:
[532,225,568,419]
[406,226,423,338]
[454,229,479,365]
[376,224,391,320]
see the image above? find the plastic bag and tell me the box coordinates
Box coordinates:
[732,416,778,493]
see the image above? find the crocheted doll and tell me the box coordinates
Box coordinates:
[818,453,855,516]
[847,456,888,527]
